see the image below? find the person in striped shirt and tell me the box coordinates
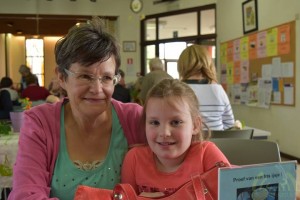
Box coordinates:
[177,44,235,130]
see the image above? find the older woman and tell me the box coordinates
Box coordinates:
[8,17,146,200]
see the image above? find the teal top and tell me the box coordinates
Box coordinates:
[50,105,128,200]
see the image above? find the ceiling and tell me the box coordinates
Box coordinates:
[0,14,115,36]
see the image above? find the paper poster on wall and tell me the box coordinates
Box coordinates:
[227,41,234,62]
[220,21,295,107]
[220,43,227,63]
[272,91,281,104]
[126,58,135,76]
[240,60,249,83]
[271,57,282,77]
[248,34,257,60]
[233,61,241,83]
[281,62,294,77]
[257,78,272,108]
[240,37,249,60]
[266,28,278,56]
[284,84,294,105]
[233,39,241,61]
[231,84,242,104]
[257,31,267,58]
[261,64,272,79]
[226,62,234,84]
[278,23,291,55]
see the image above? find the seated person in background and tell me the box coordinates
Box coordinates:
[121,79,230,198]
[138,57,172,104]
[0,90,13,119]
[0,77,20,105]
[177,45,235,130]
[18,64,39,92]
[21,74,50,101]
[131,74,144,105]
[46,76,67,103]
[112,69,131,103]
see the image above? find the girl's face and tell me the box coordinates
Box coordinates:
[58,57,116,118]
[145,97,200,169]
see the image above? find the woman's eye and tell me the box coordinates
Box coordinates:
[102,76,113,81]
[171,120,183,127]
[78,74,93,80]
[149,120,160,126]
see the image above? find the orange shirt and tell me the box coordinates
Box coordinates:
[121,141,230,196]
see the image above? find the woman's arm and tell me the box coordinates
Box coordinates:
[9,104,60,200]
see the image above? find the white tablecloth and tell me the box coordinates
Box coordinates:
[0,133,19,188]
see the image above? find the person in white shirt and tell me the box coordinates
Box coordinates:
[0,76,19,105]
[177,45,235,130]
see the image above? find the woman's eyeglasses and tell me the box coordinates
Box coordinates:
[64,68,120,86]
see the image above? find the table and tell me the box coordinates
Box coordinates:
[245,126,271,139]
[0,133,19,189]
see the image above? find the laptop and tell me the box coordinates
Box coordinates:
[218,161,297,200]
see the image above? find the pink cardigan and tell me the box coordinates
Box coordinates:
[8,99,146,200]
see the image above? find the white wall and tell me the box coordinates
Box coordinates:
[0,0,216,83]
[1,0,299,158]
[217,0,300,158]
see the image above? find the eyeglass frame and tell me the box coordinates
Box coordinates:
[63,68,120,86]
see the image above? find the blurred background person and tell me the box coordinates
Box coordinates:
[177,44,235,130]
[46,76,67,103]
[21,74,50,101]
[18,64,39,92]
[138,57,172,104]
[112,69,131,103]
[0,89,13,119]
[0,76,20,105]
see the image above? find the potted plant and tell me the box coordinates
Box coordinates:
[0,121,11,135]
[10,98,32,132]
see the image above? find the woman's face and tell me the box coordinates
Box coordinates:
[59,56,117,118]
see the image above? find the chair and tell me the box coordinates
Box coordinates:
[210,138,281,165]
[210,129,254,139]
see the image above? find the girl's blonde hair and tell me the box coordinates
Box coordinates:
[142,78,210,141]
[177,45,217,83]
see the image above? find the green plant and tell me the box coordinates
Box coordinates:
[0,155,13,176]
[20,97,32,110]
[0,121,11,135]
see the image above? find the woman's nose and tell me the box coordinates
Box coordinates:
[89,79,104,93]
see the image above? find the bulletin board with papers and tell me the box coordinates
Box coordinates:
[220,21,295,108]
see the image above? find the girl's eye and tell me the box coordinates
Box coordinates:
[149,120,160,126]
[170,120,183,127]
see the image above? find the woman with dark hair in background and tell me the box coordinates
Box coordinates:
[0,76,19,105]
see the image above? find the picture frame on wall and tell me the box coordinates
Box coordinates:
[242,0,258,34]
[123,41,136,52]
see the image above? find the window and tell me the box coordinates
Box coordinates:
[25,38,44,86]
[141,4,216,78]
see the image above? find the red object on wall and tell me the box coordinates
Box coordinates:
[127,58,133,65]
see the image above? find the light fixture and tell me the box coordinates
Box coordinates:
[7,22,13,27]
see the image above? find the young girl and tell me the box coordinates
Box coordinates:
[121,79,230,198]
